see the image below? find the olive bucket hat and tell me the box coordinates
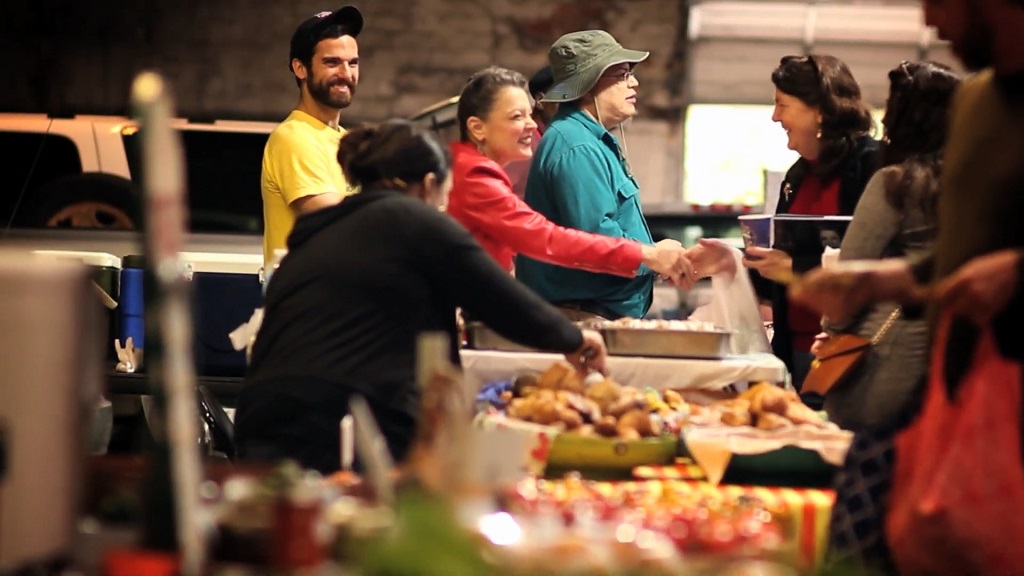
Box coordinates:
[541,30,649,103]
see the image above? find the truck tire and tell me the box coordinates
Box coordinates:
[26,172,141,230]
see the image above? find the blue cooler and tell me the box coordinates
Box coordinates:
[119,255,146,351]
[182,252,264,377]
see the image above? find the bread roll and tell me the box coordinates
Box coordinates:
[755,412,792,431]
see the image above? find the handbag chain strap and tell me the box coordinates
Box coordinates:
[870,306,903,346]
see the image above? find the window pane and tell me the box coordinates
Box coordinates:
[124,129,268,235]
[0,131,83,227]
[682,104,884,209]
[683,104,797,208]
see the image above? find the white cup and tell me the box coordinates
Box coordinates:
[821,246,841,269]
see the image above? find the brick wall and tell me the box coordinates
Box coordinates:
[2,0,687,124]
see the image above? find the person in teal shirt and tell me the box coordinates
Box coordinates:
[518,30,691,319]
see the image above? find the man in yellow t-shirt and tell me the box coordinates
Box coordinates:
[262,6,364,263]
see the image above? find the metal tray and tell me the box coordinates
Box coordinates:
[600,326,733,359]
[464,322,536,352]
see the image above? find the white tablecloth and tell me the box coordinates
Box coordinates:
[459,350,787,392]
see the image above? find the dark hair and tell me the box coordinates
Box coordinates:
[457,66,529,142]
[879,61,961,221]
[337,120,451,190]
[772,54,874,180]
[881,61,959,166]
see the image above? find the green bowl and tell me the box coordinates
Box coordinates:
[724,446,838,487]
[678,431,843,488]
[546,433,677,472]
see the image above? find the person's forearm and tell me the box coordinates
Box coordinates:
[865,259,922,304]
[458,171,642,278]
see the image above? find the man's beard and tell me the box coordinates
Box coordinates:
[308,77,355,109]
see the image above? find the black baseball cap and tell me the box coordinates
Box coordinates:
[288,6,364,71]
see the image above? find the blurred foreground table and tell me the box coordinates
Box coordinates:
[626,460,835,572]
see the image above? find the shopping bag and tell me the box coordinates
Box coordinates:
[885,311,1024,575]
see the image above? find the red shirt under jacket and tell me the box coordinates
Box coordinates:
[447,141,643,276]
[785,170,840,351]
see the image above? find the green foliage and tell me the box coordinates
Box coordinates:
[352,489,500,576]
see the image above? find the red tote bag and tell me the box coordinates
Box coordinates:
[886,311,1024,575]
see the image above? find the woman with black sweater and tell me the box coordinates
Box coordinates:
[235,120,607,473]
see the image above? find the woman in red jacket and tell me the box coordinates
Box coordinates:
[446,66,695,293]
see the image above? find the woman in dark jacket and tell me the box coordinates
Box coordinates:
[744,54,880,390]
[235,120,607,474]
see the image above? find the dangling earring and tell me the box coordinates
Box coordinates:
[816,126,822,139]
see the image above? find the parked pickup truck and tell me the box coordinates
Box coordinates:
[0,112,275,257]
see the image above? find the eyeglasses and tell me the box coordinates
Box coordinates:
[601,68,636,83]
[896,60,913,80]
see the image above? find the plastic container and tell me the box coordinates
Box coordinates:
[33,250,121,361]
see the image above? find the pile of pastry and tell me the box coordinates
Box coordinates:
[709,382,827,430]
[503,362,687,440]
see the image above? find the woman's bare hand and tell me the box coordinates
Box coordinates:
[641,240,697,288]
[686,238,738,279]
[742,247,794,283]
[935,249,1021,325]
[810,332,830,356]
[565,329,608,376]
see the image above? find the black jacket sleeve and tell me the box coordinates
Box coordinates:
[408,207,583,354]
